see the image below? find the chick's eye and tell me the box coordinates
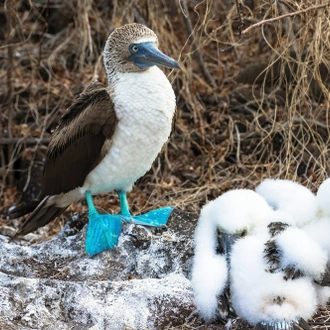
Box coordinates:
[240,229,247,237]
[131,45,139,53]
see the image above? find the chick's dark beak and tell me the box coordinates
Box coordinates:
[217,230,241,256]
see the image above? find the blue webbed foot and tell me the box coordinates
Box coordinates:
[84,190,174,255]
[85,191,123,256]
[117,190,173,227]
[85,212,123,256]
[122,206,174,226]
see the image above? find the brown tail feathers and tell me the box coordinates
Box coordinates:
[7,196,68,240]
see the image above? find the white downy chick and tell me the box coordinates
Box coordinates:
[209,190,326,330]
[229,212,327,330]
[303,178,330,259]
[279,224,330,306]
[302,178,330,304]
[230,231,318,330]
[306,178,330,260]
[317,178,330,216]
[272,226,327,281]
[256,178,330,305]
[191,189,275,322]
[256,179,318,227]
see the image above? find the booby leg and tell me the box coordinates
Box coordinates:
[85,190,173,255]
[118,189,131,216]
[118,190,173,227]
[85,191,122,256]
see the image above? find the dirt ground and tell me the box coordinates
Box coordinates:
[1,0,330,329]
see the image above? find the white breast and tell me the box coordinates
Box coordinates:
[83,67,176,194]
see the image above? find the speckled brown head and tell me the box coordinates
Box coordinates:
[103,23,180,78]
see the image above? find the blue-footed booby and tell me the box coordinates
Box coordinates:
[8,23,181,255]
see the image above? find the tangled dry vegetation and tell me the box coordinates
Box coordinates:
[1,0,330,328]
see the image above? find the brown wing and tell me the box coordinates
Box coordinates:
[41,81,118,196]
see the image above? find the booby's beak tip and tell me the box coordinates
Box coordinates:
[173,61,182,70]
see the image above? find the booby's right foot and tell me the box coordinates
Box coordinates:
[85,191,123,256]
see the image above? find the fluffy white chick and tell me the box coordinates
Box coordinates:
[317,178,330,216]
[191,189,275,322]
[256,178,330,305]
[229,217,327,330]
[304,179,330,259]
[302,178,330,304]
[230,233,318,330]
[269,225,327,281]
[256,179,318,227]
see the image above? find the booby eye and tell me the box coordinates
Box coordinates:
[240,229,247,237]
[130,45,139,53]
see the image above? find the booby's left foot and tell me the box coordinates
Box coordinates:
[85,191,122,256]
[123,207,174,226]
[118,190,173,227]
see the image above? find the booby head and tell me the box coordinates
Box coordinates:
[204,189,275,255]
[103,23,180,77]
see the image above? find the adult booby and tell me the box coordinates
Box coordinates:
[8,23,181,255]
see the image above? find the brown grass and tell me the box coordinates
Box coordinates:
[1,0,330,328]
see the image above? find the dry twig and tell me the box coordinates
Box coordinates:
[179,0,216,88]
[242,2,330,34]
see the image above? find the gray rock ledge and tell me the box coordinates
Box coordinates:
[0,209,198,330]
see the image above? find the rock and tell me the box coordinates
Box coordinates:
[0,209,198,330]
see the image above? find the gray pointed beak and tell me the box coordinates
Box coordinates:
[129,41,181,70]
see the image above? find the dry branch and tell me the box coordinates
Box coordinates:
[3,0,16,186]
[180,0,216,89]
[0,138,51,145]
[242,2,330,34]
